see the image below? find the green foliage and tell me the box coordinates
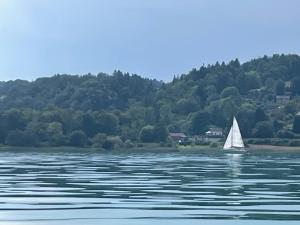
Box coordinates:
[293,115,300,133]
[277,129,295,139]
[90,133,123,150]
[174,99,197,115]
[0,54,299,146]
[45,122,65,146]
[284,101,299,115]
[139,124,168,143]
[275,80,285,95]
[1,109,27,140]
[291,77,300,96]
[124,139,135,148]
[247,138,300,147]
[206,100,227,128]
[103,136,123,150]
[91,133,107,147]
[255,107,268,123]
[252,121,274,138]
[139,125,155,143]
[190,110,210,134]
[273,120,285,131]
[221,98,239,118]
[210,142,218,148]
[236,106,256,137]
[236,71,260,94]
[69,130,88,147]
[221,86,240,99]
[79,113,98,137]
[96,112,119,135]
[153,124,169,142]
[5,130,37,147]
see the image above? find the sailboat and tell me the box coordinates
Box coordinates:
[223,116,245,151]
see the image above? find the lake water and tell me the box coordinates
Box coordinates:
[0,149,300,225]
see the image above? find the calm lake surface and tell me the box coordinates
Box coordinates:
[0,149,300,225]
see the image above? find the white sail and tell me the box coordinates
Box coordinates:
[223,117,244,149]
[223,126,233,149]
[232,117,244,148]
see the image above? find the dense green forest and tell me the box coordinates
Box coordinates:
[1,54,300,148]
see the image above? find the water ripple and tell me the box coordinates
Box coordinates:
[0,150,299,224]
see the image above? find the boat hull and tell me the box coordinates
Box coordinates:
[222,147,246,153]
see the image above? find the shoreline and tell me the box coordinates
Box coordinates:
[1,144,300,152]
[248,144,300,151]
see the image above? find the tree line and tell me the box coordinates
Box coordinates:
[0,54,300,148]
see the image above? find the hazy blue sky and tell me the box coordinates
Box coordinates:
[0,0,299,81]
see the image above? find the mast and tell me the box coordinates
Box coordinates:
[231,117,234,147]
[232,117,244,148]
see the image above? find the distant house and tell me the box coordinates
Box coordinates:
[276,95,290,105]
[169,133,187,143]
[192,135,209,143]
[205,128,223,137]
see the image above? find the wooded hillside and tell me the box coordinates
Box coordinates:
[1,54,300,148]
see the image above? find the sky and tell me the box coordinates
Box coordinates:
[0,0,299,81]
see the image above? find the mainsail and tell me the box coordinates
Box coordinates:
[223,117,244,149]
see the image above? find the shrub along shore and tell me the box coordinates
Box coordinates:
[1,140,300,152]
